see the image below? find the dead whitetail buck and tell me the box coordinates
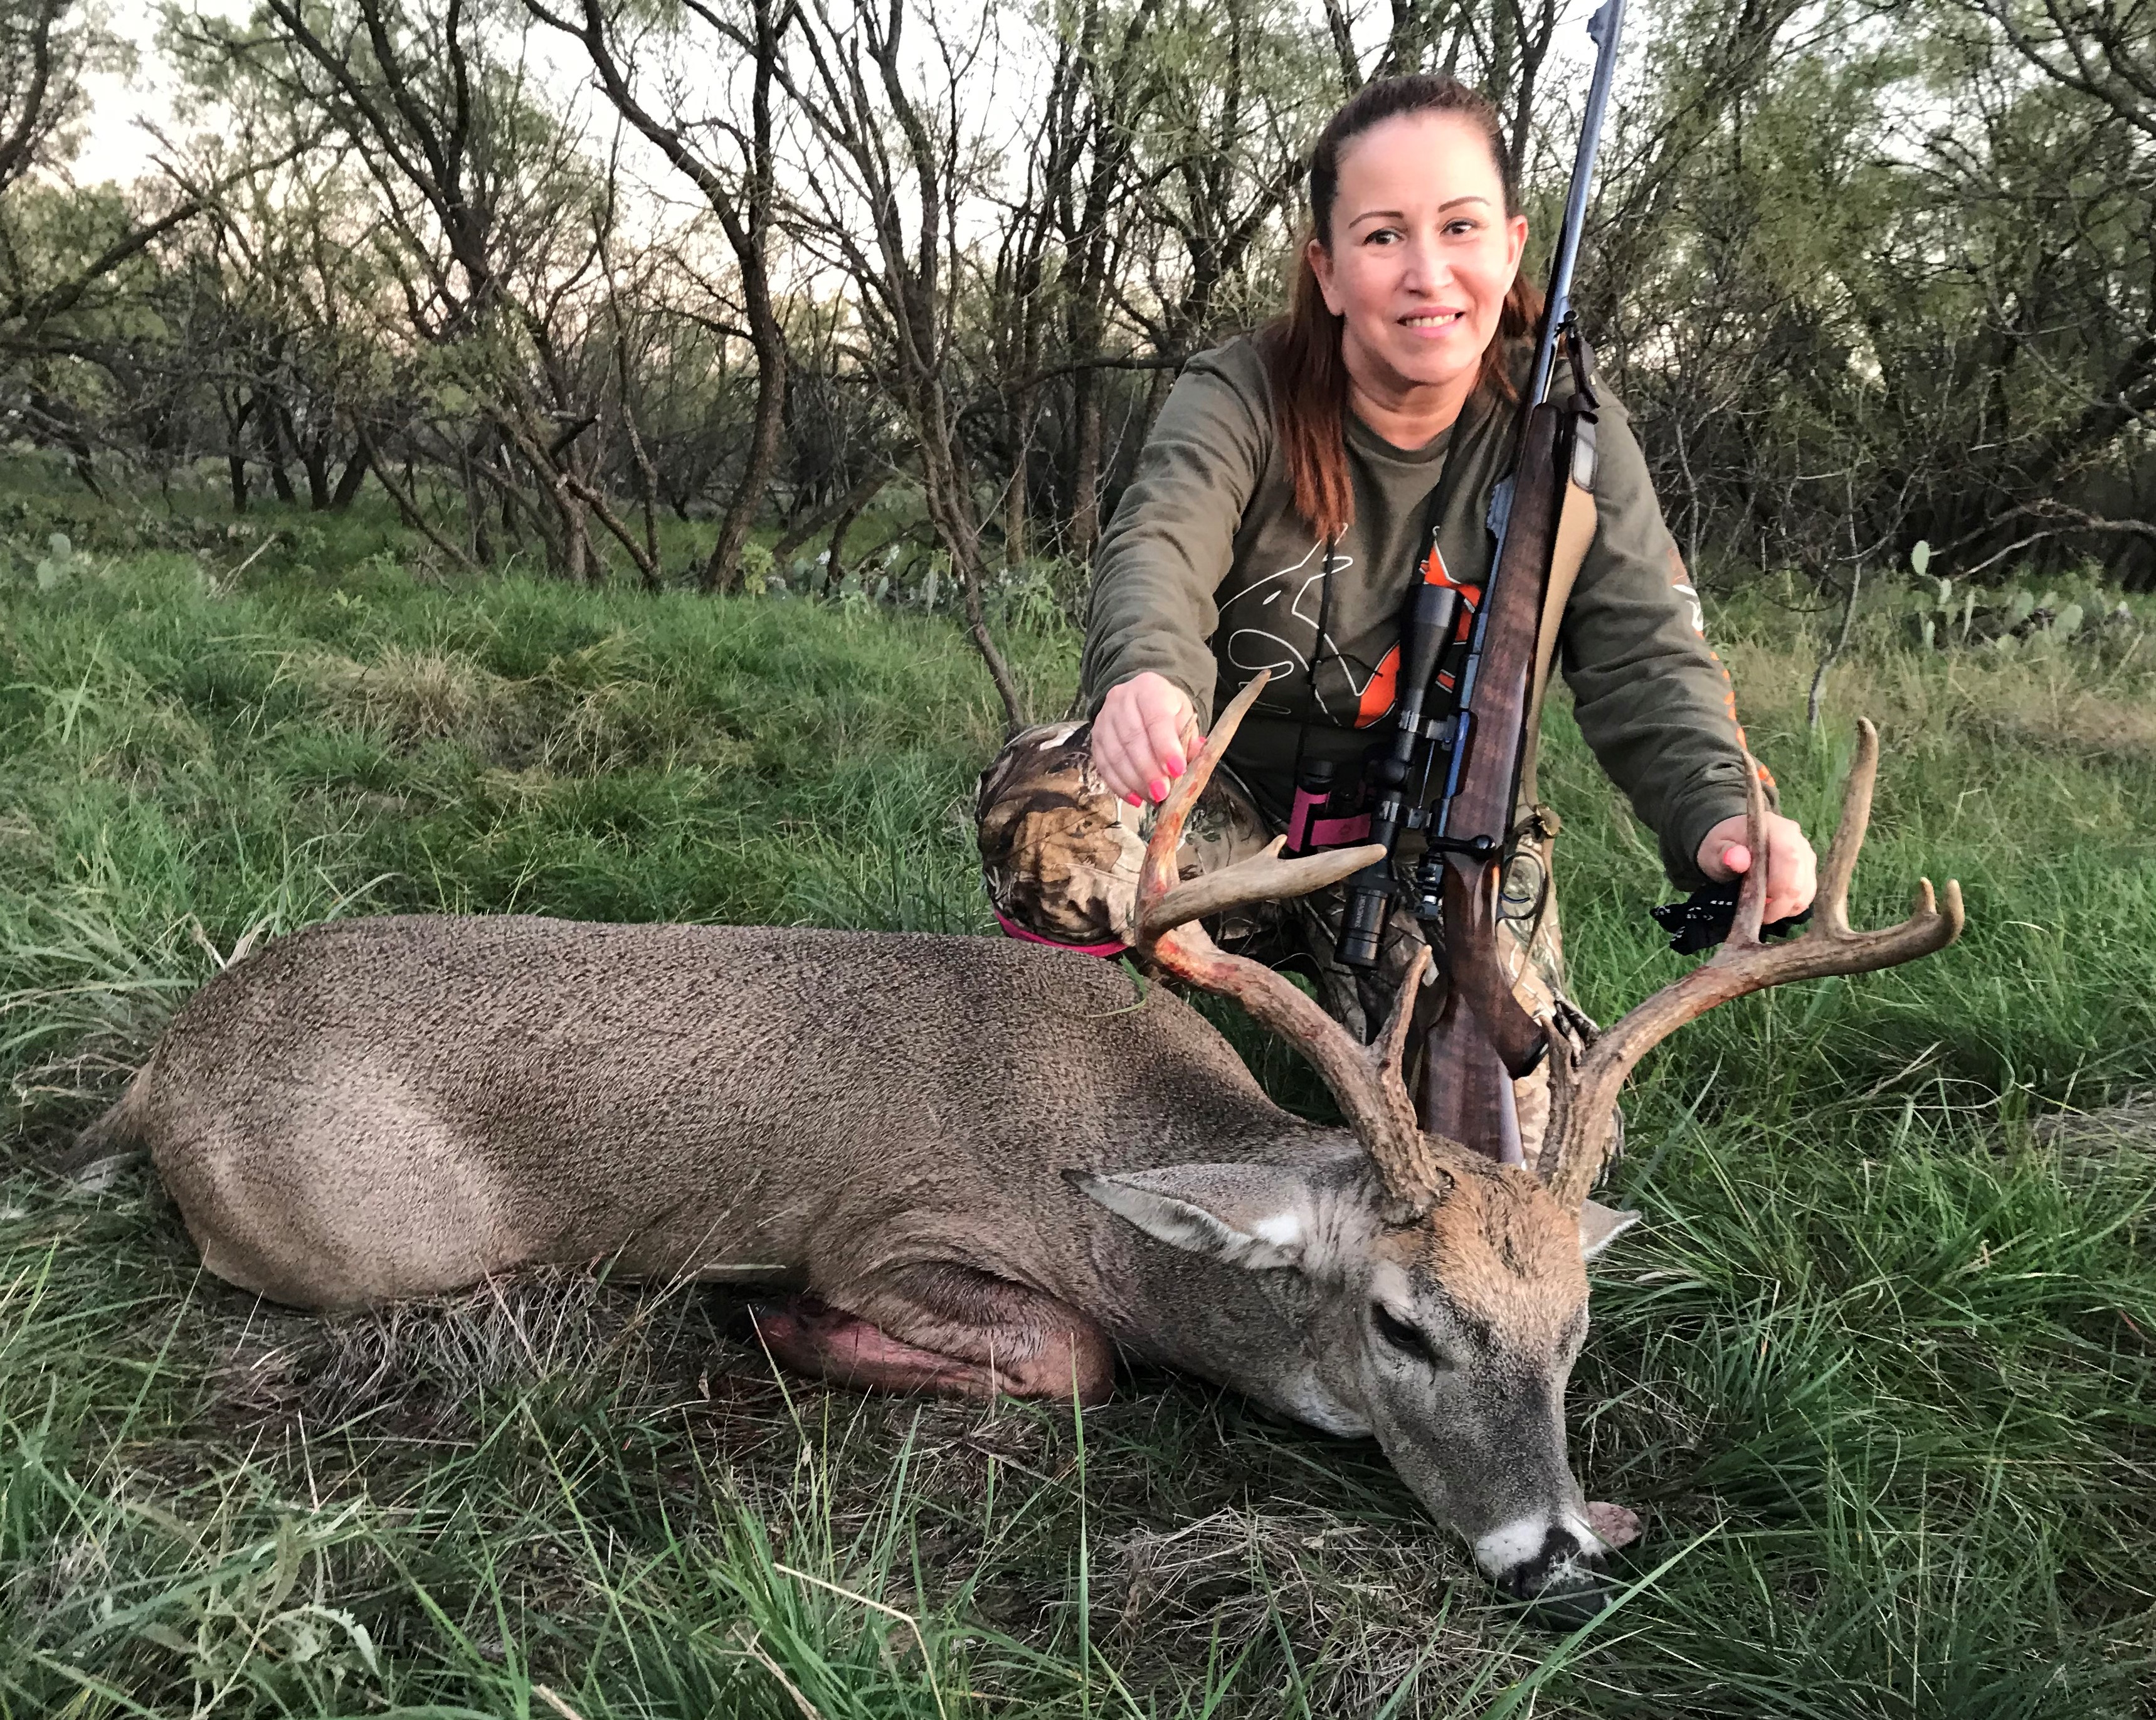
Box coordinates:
[81,672,1960,1609]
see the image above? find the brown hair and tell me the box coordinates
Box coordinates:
[1265,75,1545,541]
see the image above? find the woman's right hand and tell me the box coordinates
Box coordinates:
[1091,672,1202,806]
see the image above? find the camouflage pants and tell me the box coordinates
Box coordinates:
[975,721,1577,1160]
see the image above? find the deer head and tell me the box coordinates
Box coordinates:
[1075,671,1963,1607]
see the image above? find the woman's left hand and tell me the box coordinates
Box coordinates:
[1694,811,1817,923]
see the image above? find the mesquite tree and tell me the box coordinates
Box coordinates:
[529,0,791,593]
[770,0,1032,726]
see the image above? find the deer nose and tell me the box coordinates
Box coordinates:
[1479,1517,1613,1621]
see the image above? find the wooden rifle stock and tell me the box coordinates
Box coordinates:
[1422,400,1575,1163]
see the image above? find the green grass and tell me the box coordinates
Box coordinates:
[2,490,2153,1716]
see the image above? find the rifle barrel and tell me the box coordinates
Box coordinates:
[1525,0,1629,411]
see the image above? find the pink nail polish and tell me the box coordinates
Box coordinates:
[1126,793,1143,807]
[1165,757,1185,778]
[1149,778,1169,803]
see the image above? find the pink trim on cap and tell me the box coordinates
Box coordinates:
[993,910,1129,959]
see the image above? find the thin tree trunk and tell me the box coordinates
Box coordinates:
[328,438,371,512]
[621,396,663,591]
[265,399,300,504]
[702,328,785,592]
[1003,438,1028,565]
[564,494,591,583]
[953,541,1027,728]
[228,395,256,514]
[927,460,1027,730]
[959,562,1027,731]
[461,431,492,564]
[368,445,478,573]
[260,430,295,504]
[1807,565,1862,732]
[1067,370,1102,561]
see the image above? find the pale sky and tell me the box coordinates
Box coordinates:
[74,1,201,186]
[72,0,1606,201]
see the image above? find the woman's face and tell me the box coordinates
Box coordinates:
[1308,111,1528,421]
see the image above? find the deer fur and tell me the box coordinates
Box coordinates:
[90,912,1634,1606]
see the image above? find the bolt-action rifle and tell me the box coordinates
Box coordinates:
[1330,0,1629,1165]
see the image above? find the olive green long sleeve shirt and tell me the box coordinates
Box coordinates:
[1079,334,1758,889]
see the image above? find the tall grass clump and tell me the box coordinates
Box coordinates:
[1,511,2151,1715]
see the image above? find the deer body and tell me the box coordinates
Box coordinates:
[108,908,1612,1599]
[131,916,1363,1409]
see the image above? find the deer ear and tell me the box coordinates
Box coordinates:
[1065,1164,1323,1271]
[1579,1199,1642,1260]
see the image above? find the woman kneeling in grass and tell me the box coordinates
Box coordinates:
[978,74,1818,1154]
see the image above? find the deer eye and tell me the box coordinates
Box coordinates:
[1370,1303,1440,1364]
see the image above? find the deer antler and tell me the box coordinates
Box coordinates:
[1132,671,1456,1210]
[1540,719,1965,1210]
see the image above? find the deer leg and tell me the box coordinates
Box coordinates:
[751,1265,1114,1404]
[749,1297,997,1395]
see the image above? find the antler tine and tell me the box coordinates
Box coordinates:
[1815,718,1880,938]
[1360,945,1454,1207]
[1729,757,1771,949]
[1373,943,1431,1097]
[1130,671,1453,1209]
[1140,835,1387,942]
[1541,719,1965,1210]
[1138,672,1387,938]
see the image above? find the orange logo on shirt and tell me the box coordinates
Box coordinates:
[1356,542,1479,728]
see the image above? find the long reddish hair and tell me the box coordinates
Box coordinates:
[1266,76,1545,541]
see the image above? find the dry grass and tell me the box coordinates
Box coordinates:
[1724,609,2156,766]
[302,643,513,746]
